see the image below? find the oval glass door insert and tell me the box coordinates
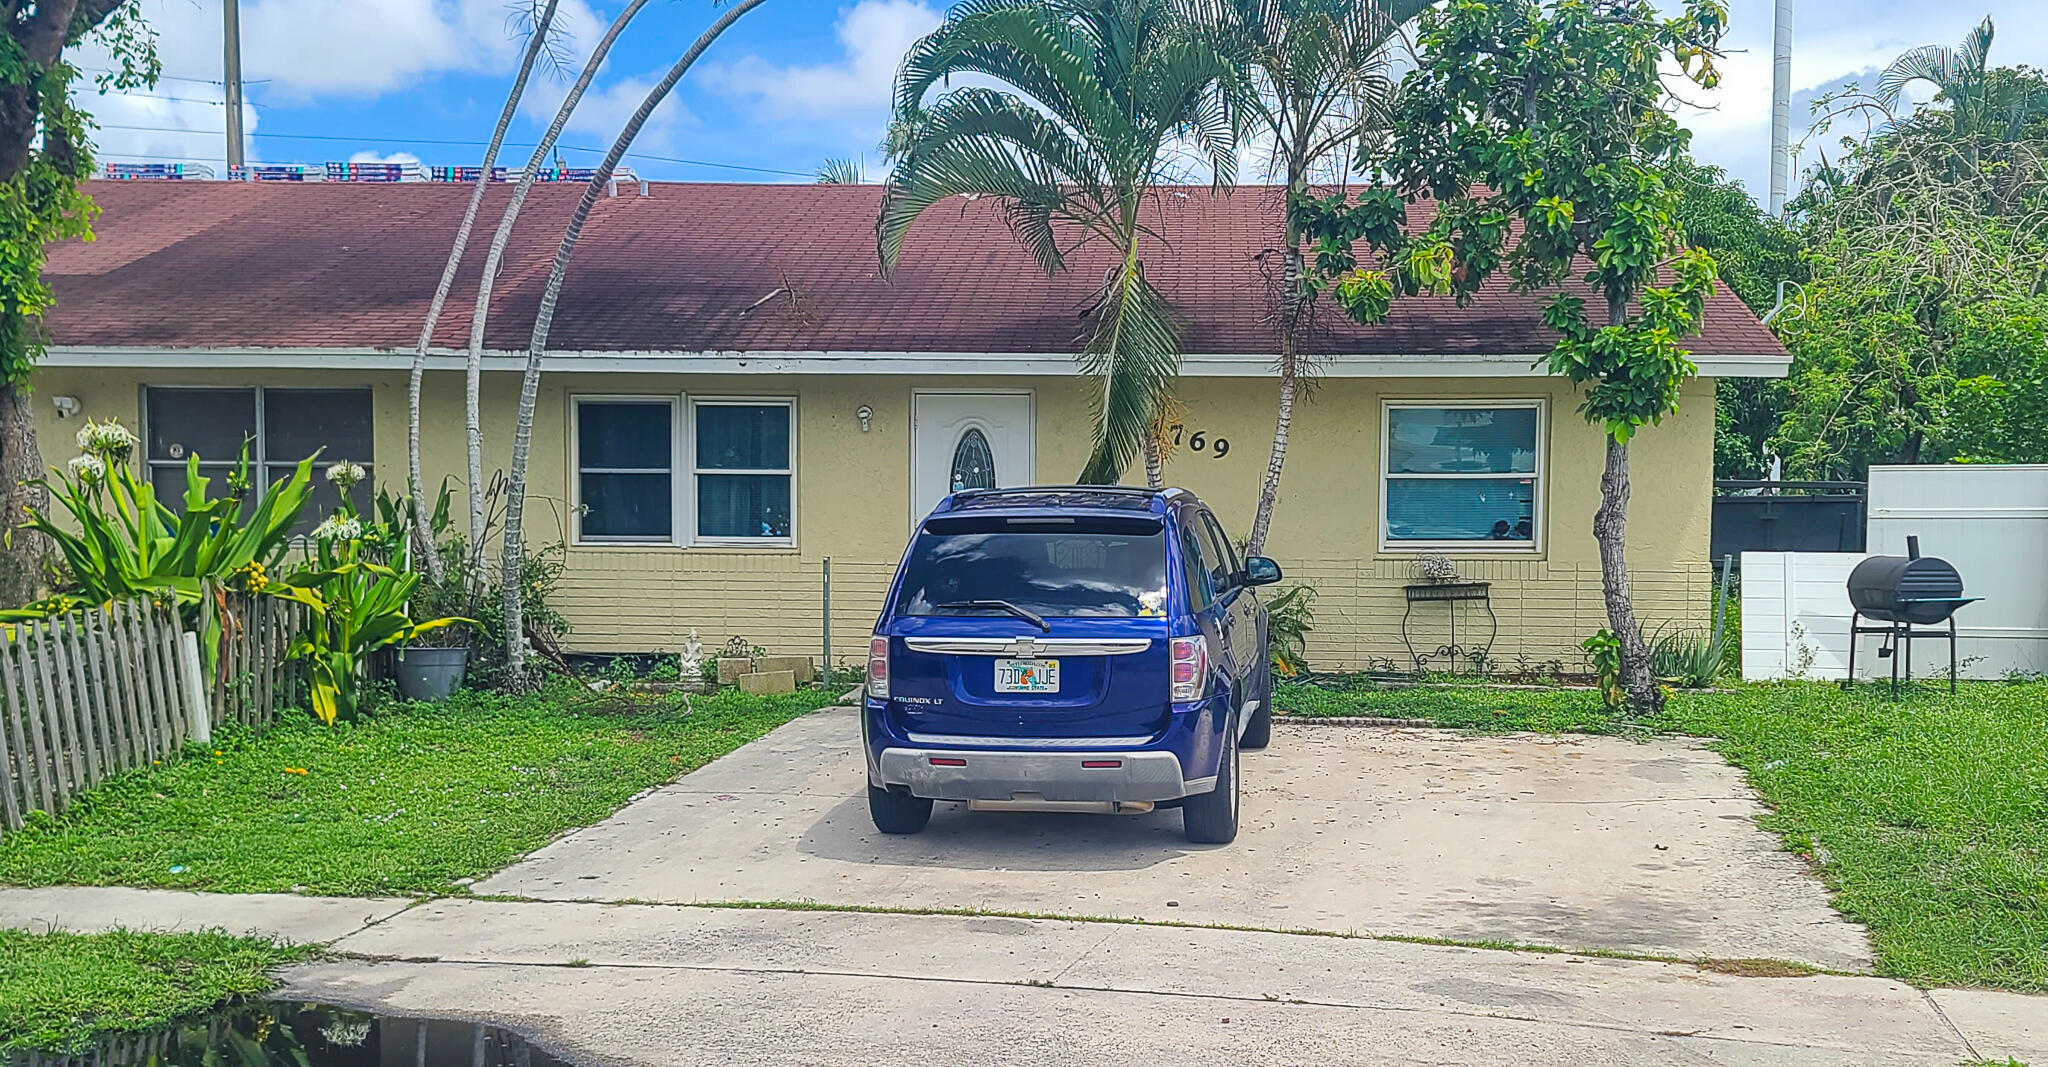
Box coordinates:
[950,427,996,491]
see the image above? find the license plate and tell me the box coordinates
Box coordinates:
[995,658,1060,693]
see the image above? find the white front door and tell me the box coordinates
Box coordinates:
[911,392,1035,525]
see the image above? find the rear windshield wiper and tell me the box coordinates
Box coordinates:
[935,599,1051,632]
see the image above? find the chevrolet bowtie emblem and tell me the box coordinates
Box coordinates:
[1009,636,1038,658]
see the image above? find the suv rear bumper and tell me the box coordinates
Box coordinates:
[876,746,1209,803]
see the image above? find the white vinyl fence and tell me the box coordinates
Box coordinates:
[1742,465,2048,681]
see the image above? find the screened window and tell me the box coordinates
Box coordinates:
[693,400,793,542]
[144,386,373,530]
[576,399,675,541]
[1382,403,1541,547]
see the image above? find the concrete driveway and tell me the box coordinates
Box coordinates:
[15,707,2046,1065]
[478,706,1871,968]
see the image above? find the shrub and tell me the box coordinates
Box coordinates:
[3,421,313,620]
[1265,584,1316,676]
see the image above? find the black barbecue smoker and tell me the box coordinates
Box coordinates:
[1843,536,1980,695]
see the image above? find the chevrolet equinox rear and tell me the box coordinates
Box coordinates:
[863,486,1281,844]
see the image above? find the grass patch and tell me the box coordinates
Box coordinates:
[0,685,832,896]
[0,929,310,1051]
[1275,678,2048,991]
[1276,679,1617,732]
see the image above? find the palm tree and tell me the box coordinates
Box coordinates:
[878,0,1242,485]
[817,156,866,183]
[407,0,562,585]
[460,0,661,576]
[498,0,772,686]
[1205,0,1422,553]
[1878,16,1995,138]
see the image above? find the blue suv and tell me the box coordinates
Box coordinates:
[863,486,1282,844]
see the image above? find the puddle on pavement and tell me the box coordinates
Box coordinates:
[5,1001,575,1066]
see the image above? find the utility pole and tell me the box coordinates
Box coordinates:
[1768,0,1792,216]
[223,0,245,171]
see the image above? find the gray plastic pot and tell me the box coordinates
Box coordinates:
[396,646,469,702]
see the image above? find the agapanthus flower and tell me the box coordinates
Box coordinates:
[66,454,106,486]
[312,515,364,542]
[74,419,137,462]
[324,460,367,489]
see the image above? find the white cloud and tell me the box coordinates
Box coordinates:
[703,0,941,119]
[521,71,696,155]
[83,0,604,100]
[80,80,256,176]
[1675,0,2048,200]
[349,149,423,165]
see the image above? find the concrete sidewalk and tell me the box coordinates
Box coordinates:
[480,709,1873,968]
[288,898,2043,1067]
[0,885,413,942]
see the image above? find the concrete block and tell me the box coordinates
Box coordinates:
[737,670,797,695]
[756,655,816,683]
[716,657,753,685]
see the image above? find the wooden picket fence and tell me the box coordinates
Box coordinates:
[0,592,309,833]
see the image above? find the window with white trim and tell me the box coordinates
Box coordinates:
[575,398,677,541]
[143,386,373,532]
[692,399,793,542]
[1381,401,1542,548]
[571,396,795,546]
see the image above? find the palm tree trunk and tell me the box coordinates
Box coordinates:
[409,0,560,587]
[500,0,771,686]
[1143,433,1163,488]
[1251,154,1315,556]
[1249,228,1306,557]
[463,0,657,582]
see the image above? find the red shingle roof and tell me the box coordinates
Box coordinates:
[45,180,1785,358]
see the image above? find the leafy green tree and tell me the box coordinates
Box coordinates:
[877,0,1241,484]
[1771,35,2048,478]
[1291,0,1727,714]
[1207,0,1425,554]
[0,2,156,607]
[1664,156,1805,479]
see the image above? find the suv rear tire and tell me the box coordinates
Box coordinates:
[868,785,933,834]
[1240,659,1274,750]
[1182,717,1240,844]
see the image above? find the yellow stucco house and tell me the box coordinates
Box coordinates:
[33,178,1787,671]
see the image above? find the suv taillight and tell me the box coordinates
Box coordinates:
[1170,635,1207,703]
[867,636,890,699]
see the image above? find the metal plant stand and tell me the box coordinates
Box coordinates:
[1401,581,1497,672]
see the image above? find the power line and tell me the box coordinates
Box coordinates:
[91,123,816,178]
[81,66,271,86]
[94,91,262,109]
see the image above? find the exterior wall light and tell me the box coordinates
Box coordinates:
[51,395,82,419]
[857,405,873,432]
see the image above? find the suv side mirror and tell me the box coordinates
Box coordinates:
[1243,556,1283,586]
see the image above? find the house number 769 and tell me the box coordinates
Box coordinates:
[1166,423,1230,458]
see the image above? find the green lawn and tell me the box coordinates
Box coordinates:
[0,685,832,896]
[0,929,310,1051]
[1277,678,2048,991]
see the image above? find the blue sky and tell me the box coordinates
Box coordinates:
[72,0,2048,201]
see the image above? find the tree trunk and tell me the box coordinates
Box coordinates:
[1249,235,1305,556]
[0,381,48,606]
[499,0,770,686]
[463,0,655,584]
[1595,436,1659,714]
[409,0,560,587]
[1143,432,1163,488]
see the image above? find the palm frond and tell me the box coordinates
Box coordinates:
[817,156,865,184]
[1078,259,1185,483]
